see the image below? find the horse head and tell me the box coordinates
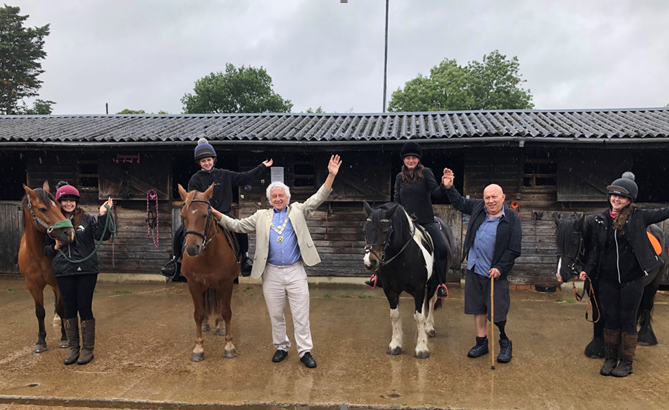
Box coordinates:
[179,183,215,257]
[22,181,75,245]
[363,201,401,271]
[554,214,587,282]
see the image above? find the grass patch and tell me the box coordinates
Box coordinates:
[7,288,14,292]
[340,295,351,298]
[248,293,254,296]
[324,293,332,298]
[115,290,132,294]
[245,286,253,290]
[358,295,374,299]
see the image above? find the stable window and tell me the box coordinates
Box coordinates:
[292,153,315,188]
[523,153,557,187]
[77,160,99,191]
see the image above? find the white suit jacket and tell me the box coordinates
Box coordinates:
[217,185,332,279]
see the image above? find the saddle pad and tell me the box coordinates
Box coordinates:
[647,231,662,255]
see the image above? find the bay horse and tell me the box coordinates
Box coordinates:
[178,183,240,362]
[363,201,455,359]
[19,181,75,353]
[554,214,667,358]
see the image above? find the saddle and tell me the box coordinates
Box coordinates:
[647,231,662,255]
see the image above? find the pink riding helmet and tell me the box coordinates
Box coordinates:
[55,185,80,202]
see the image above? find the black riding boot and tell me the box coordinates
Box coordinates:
[365,274,382,288]
[78,319,95,365]
[600,328,620,376]
[611,332,637,377]
[63,318,79,365]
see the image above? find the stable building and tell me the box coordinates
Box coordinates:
[2,108,669,286]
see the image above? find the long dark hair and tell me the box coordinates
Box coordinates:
[56,181,85,229]
[611,202,633,235]
[401,163,425,184]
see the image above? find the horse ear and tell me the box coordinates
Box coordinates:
[363,201,373,216]
[577,214,586,231]
[554,214,561,227]
[23,184,36,197]
[203,183,215,200]
[384,204,399,219]
[178,184,188,201]
[42,180,50,192]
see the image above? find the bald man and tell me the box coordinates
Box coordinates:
[442,169,522,364]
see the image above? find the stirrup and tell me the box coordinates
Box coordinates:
[365,274,378,289]
[160,257,177,279]
[436,284,449,299]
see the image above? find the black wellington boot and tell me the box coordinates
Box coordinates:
[63,318,80,365]
[600,329,620,376]
[78,319,95,365]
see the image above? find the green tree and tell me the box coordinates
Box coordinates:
[182,63,293,114]
[0,5,51,115]
[117,109,147,114]
[306,106,325,113]
[21,99,55,114]
[388,51,533,112]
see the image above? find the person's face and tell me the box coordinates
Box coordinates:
[610,194,631,213]
[270,188,289,211]
[198,157,215,171]
[483,186,505,217]
[403,155,420,171]
[60,199,77,213]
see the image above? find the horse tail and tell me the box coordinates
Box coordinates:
[435,217,457,268]
[204,288,217,318]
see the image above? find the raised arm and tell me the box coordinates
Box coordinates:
[229,160,272,186]
[212,209,259,234]
[322,155,341,191]
[442,168,475,214]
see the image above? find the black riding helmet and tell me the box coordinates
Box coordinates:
[400,141,422,159]
[607,171,638,201]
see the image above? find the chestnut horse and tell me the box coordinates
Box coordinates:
[178,183,240,362]
[19,182,75,353]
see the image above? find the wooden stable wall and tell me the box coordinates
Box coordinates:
[0,201,22,274]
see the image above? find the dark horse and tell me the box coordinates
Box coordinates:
[178,183,240,362]
[19,182,75,353]
[363,201,455,359]
[554,214,667,358]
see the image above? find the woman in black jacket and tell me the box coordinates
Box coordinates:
[44,182,113,365]
[581,172,669,377]
[365,142,449,298]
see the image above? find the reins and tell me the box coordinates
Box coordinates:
[56,204,117,264]
[558,230,600,323]
[183,199,219,250]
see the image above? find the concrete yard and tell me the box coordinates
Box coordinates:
[1,276,669,410]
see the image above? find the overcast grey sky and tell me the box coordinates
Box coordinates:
[11,0,669,115]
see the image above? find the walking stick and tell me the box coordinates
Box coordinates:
[490,273,495,370]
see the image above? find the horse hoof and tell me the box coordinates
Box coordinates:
[638,332,658,346]
[224,349,237,359]
[58,341,69,349]
[215,328,226,337]
[33,345,47,353]
[387,346,402,356]
[585,339,605,359]
[201,323,210,332]
[415,350,430,359]
[191,352,204,362]
[426,329,436,338]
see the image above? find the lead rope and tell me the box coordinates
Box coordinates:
[57,204,116,264]
[147,189,159,248]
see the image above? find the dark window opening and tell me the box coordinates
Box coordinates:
[523,153,557,187]
[293,154,315,188]
[77,160,98,191]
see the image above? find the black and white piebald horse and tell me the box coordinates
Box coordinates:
[363,201,455,359]
[555,214,666,357]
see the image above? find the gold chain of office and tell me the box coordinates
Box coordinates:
[267,211,289,243]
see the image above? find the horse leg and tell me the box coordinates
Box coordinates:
[413,292,430,359]
[220,282,236,359]
[189,286,206,362]
[53,286,68,348]
[27,284,48,353]
[386,294,403,355]
[201,290,211,332]
[638,276,660,346]
[425,293,438,338]
[584,281,605,358]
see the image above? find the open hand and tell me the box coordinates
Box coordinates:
[263,159,273,167]
[328,155,342,176]
[579,271,587,281]
[100,197,113,215]
[442,168,454,188]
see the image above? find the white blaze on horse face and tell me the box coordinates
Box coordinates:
[556,257,563,281]
[363,252,372,267]
[405,213,434,279]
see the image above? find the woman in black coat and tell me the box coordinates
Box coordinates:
[44,182,113,365]
[580,172,669,377]
[366,141,449,298]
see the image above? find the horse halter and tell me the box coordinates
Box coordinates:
[558,234,585,277]
[183,199,218,250]
[364,217,415,270]
[26,196,73,234]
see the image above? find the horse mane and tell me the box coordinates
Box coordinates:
[183,190,198,209]
[374,202,412,251]
[21,189,56,230]
[555,215,596,255]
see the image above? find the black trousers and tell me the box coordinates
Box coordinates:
[599,276,644,333]
[422,222,448,284]
[56,274,98,321]
[173,215,248,259]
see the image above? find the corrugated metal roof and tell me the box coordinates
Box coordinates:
[1,108,669,145]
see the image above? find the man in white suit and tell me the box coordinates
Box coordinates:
[213,155,341,368]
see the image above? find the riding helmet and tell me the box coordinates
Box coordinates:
[55,182,80,202]
[607,171,638,201]
[400,141,422,159]
[194,137,217,161]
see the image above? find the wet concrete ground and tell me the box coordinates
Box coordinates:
[1,277,669,410]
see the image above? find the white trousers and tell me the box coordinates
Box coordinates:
[262,261,313,358]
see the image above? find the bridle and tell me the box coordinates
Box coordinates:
[364,216,416,271]
[26,196,73,235]
[558,233,585,278]
[557,228,600,323]
[183,199,218,250]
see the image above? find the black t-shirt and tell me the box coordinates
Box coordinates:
[188,164,266,214]
[393,167,446,225]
